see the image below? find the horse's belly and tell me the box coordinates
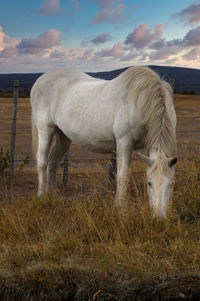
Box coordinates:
[57,116,116,153]
[74,137,116,154]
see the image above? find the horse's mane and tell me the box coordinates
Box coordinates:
[119,66,177,157]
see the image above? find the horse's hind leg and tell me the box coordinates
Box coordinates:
[37,126,55,197]
[47,127,71,190]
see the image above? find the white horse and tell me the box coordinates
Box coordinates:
[31,66,177,218]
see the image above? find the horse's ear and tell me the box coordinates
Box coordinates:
[168,157,178,167]
[137,153,153,167]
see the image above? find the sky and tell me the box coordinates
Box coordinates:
[0,0,200,73]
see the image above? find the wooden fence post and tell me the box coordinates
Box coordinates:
[10,80,19,177]
[63,151,69,187]
[109,151,117,182]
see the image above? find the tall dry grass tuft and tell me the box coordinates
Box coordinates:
[0,158,200,300]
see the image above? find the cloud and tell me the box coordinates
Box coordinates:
[96,42,123,58]
[79,49,95,60]
[50,47,94,61]
[149,38,166,50]
[36,0,61,16]
[150,26,200,50]
[150,38,183,50]
[2,16,200,74]
[119,49,141,62]
[0,27,5,50]
[149,47,179,61]
[17,29,61,54]
[124,24,163,48]
[0,46,17,58]
[0,26,19,51]
[182,47,200,60]
[50,49,68,58]
[174,3,200,25]
[91,0,126,24]
[183,26,200,46]
[147,26,200,61]
[148,37,182,61]
[90,32,112,45]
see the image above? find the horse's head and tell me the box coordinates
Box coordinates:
[138,151,177,219]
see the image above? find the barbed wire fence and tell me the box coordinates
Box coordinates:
[1,79,200,184]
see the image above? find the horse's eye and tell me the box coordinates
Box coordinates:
[148,181,151,187]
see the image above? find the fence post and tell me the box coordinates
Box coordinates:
[63,151,69,187]
[109,151,117,182]
[10,80,19,177]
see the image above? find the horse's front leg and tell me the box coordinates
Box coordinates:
[115,136,133,207]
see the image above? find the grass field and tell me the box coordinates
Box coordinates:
[0,95,200,300]
[0,157,200,300]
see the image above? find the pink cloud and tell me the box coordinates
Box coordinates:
[120,49,140,62]
[124,23,163,48]
[79,49,95,61]
[147,26,200,62]
[90,32,112,45]
[0,26,19,51]
[91,0,125,24]
[174,3,200,25]
[17,29,61,54]
[96,42,123,58]
[150,38,166,50]
[182,48,200,60]
[50,48,94,61]
[0,46,17,58]
[50,49,68,58]
[150,27,200,50]
[149,47,179,61]
[37,0,61,16]
[183,26,200,46]
[148,37,182,61]
[149,26,200,50]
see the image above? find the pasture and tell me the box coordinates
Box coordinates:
[0,94,200,300]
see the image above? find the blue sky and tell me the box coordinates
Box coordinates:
[0,0,200,72]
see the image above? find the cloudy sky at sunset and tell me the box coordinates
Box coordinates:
[1,0,200,73]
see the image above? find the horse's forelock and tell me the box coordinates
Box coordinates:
[148,150,174,177]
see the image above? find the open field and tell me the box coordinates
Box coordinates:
[0,94,200,300]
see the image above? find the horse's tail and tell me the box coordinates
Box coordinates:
[31,113,38,159]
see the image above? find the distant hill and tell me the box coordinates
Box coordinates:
[89,65,200,94]
[0,65,200,94]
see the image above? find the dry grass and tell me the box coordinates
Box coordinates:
[0,158,200,300]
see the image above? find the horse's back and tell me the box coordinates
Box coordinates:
[30,69,103,125]
[31,69,93,99]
